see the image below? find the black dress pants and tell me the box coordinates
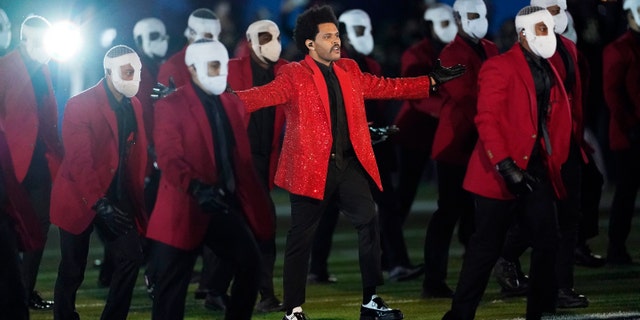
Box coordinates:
[608,148,640,255]
[284,157,382,309]
[446,178,558,320]
[54,224,143,320]
[150,205,261,320]
[423,161,474,286]
[0,216,29,320]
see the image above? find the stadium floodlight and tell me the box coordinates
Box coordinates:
[44,20,82,62]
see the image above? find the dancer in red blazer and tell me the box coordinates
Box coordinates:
[146,39,273,320]
[157,8,220,87]
[235,5,465,320]
[603,0,640,265]
[0,128,44,320]
[424,0,499,299]
[392,3,456,249]
[0,15,63,311]
[227,19,288,313]
[444,6,572,320]
[50,45,149,320]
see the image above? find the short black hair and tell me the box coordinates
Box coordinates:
[293,5,339,54]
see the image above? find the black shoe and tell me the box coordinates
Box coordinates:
[29,291,54,311]
[557,288,589,308]
[307,272,337,284]
[500,275,529,298]
[575,244,606,268]
[256,296,285,313]
[388,264,424,282]
[360,295,404,320]
[421,281,453,298]
[282,311,309,320]
[493,257,521,290]
[204,293,228,312]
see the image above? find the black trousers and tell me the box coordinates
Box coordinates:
[608,148,640,254]
[54,224,143,320]
[579,153,603,242]
[198,153,278,301]
[20,160,51,296]
[0,216,29,320]
[310,142,406,275]
[423,161,474,286]
[150,205,261,320]
[284,157,382,309]
[446,179,559,320]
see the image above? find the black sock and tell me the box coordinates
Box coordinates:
[286,309,292,315]
[363,286,376,304]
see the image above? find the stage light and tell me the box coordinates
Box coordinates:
[44,20,82,62]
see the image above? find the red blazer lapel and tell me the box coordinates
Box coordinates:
[184,84,216,165]
[96,80,120,148]
[511,45,538,131]
[333,62,355,128]
[304,55,331,124]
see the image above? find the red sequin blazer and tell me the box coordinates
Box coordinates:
[237,55,432,200]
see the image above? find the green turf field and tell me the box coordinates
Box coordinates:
[29,184,639,320]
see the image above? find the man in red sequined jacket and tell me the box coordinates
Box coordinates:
[234,5,465,320]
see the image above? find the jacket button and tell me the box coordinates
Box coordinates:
[110,168,115,173]
[523,156,528,160]
[531,134,537,139]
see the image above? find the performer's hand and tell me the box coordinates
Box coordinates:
[150,77,176,100]
[496,157,539,197]
[369,125,399,145]
[93,197,133,239]
[428,59,466,92]
[188,180,230,214]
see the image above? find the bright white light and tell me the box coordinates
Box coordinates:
[44,20,83,62]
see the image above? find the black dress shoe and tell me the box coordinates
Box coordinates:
[557,288,589,308]
[388,264,424,282]
[29,291,54,311]
[493,257,521,290]
[204,293,228,311]
[421,281,453,298]
[307,272,337,284]
[575,244,606,268]
[256,296,285,313]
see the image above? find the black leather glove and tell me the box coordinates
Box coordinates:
[189,180,230,214]
[150,77,176,100]
[369,125,400,145]
[428,59,466,92]
[496,157,539,197]
[92,197,133,239]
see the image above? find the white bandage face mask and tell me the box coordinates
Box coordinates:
[105,53,142,97]
[0,10,10,50]
[134,18,169,59]
[455,0,488,40]
[424,5,458,43]
[339,9,374,56]
[247,20,282,64]
[516,8,557,59]
[186,40,229,95]
[22,25,50,64]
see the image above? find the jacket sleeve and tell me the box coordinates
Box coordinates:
[358,69,432,101]
[235,65,294,112]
